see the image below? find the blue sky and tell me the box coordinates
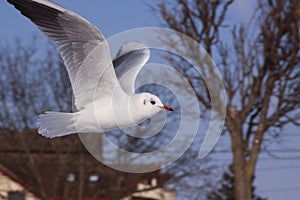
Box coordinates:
[1,0,157,41]
[1,0,300,199]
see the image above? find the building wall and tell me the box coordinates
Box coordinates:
[123,178,176,200]
[0,172,37,200]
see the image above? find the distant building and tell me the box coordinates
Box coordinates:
[0,165,175,200]
[0,130,176,200]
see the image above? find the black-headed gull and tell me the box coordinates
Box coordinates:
[8,0,173,138]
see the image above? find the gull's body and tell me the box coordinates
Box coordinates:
[8,0,173,138]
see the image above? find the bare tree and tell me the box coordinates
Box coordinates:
[0,37,72,128]
[0,37,75,199]
[152,0,300,199]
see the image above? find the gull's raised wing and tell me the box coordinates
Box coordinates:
[8,0,124,110]
[113,42,150,94]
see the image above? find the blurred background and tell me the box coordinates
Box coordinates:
[0,0,299,199]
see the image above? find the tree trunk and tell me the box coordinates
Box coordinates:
[231,131,252,200]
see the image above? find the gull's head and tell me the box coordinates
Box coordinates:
[137,93,173,115]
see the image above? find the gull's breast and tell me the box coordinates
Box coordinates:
[75,98,143,133]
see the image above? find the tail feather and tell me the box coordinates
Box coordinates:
[37,111,78,138]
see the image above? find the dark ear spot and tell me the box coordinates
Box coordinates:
[143,99,146,105]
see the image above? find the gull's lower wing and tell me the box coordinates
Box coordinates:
[113,42,150,94]
[8,0,123,109]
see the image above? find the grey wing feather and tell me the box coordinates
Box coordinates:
[8,0,123,109]
[113,42,150,94]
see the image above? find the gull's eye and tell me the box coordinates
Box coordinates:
[150,100,156,105]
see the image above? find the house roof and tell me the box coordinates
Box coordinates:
[0,163,23,186]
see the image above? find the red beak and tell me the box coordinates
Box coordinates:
[160,105,174,111]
